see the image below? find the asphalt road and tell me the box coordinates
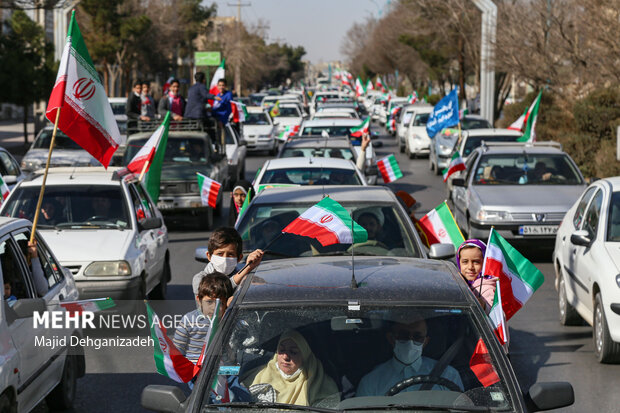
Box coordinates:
[39,123,620,412]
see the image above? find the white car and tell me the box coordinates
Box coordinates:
[0,167,170,302]
[553,177,620,363]
[0,217,84,412]
[312,108,359,119]
[310,91,345,115]
[253,157,367,192]
[404,105,434,159]
[396,104,417,151]
[242,107,278,154]
[272,103,304,135]
[108,97,128,138]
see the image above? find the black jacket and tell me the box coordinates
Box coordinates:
[184,83,215,119]
[126,93,142,119]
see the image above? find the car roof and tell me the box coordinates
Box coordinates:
[301,119,362,127]
[263,157,357,170]
[127,131,209,141]
[464,128,522,138]
[600,177,620,192]
[247,106,268,113]
[240,256,470,304]
[18,167,126,186]
[478,143,567,155]
[251,185,398,204]
[283,138,351,149]
[402,104,433,113]
[0,217,31,233]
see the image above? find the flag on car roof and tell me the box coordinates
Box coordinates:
[389,107,401,133]
[350,117,370,138]
[407,91,418,104]
[376,76,387,93]
[483,228,544,324]
[144,115,171,203]
[469,338,501,387]
[377,155,403,183]
[426,88,459,139]
[355,77,365,97]
[416,201,464,248]
[269,101,281,118]
[145,301,197,383]
[197,173,221,209]
[517,91,542,143]
[366,79,374,92]
[231,101,247,123]
[282,197,368,246]
[277,124,299,141]
[59,297,115,315]
[0,174,10,205]
[442,151,466,182]
[209,59,225,97]
[45,10,123,168]
[127,112,171,175]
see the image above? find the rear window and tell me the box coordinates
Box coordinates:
[413,113,429,126]
[33,129,82,150]
[261,168,361,186]
[281,147,354,161]
[461,118,492,130]
[245,113,271,125]
[301,127,353,137]
[463,135,519,156]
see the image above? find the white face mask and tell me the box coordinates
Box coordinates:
[209,254,238,275]
[393,340,423,365]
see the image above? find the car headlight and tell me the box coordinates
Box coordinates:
[477,210,511,221]
[84,261,131,276]
[189,182,199,192]
[21,159,42,170]
[439,144,452,155]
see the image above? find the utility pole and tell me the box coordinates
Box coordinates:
[227,1,250,97]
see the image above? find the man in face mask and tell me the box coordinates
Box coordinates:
[356,314,463,396]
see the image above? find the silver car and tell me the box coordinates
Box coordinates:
[22,127,100,172]
[450,142,586,243]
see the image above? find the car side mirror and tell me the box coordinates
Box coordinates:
[141,385,186,413]
[428,243,455,260]
[570,230,591,247]
[195,247,209,263]
[452,178,466,187]
[3,176,17,185]
[13,298,47,319]
[138,217,162,231]
[525,382,574,411]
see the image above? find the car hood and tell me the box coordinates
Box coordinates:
[473,185,586,211]
[39,229,133,263]
[23,149,99,167]
[410,126,430,140]
[276,118,302,127]
[161,163,214,181]
[244,125,273,136]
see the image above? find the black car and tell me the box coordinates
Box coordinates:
[142,257,574,412]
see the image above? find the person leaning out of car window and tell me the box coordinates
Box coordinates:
[456,239,497,314]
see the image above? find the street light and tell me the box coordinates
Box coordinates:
[471,0,497,125]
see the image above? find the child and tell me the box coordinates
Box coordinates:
[192,227,263,297]
[4,282,16,303]
[456,239,498,314]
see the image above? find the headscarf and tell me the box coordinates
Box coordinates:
[232,180,252,213]
[245,330,338,406]
[228,180,253,227]
[456,239,487,282]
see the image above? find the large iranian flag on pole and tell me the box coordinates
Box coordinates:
[282,197,368,246]
[518,91,542,142]
[483,228,545,322]
[377,155,403,183]
[416,201,464,248]
[209,59,225,96]
[45,10,123,168]
[442,151,466,182]
[350,117,370,138]
[127,112,170,174]
[197,173,221,208]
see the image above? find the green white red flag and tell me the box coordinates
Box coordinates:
[517,91,542,142]
[0,174,10,205]
[277,124,300,141]
[231,100,247,123]
[209,59,225,96]
[375,76,387,93]
[377,154,403,183]
[45,10,123,168]
[282,197,368,246]
[127,112,170,174]
[488,280,508,344]
[355,77,365,97]
[407,91,418,104]
[389,107,401,133]
[350,117,370,138]
[197,173,221,208]
[483,228,545,341]
[416,201,464,248]
[59,297,115,314]
[442,151,466,182]
[366,79,374,92]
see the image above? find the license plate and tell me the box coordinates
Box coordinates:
[157,202,174,210]
[518,225,558,235]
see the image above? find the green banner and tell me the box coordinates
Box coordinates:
[194,51,221,66]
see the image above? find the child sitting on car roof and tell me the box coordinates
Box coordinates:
[456,239,498,314]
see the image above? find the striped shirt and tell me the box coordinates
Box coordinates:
[172,309,211,363]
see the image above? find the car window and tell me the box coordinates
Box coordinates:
[134,182,156,218]
[281,148,354,161]
[583,189,603,238]
[573,187,598,229]
[0,237,32,308]
[461,118,492,130]
[462,135,520,157]
[199,306,513,411]
[13,230,62,289]
[412,113,429,126]
[273,107,301,117]
[473,154,583,185]
[0,151,19,176]
[245,113,271,125]
[401,111,414,126]
[261,168,361,186]
[32,129,83,150]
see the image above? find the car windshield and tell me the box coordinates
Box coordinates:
[2,185,130,229]
[412,113,429,126]
[473,154,583,185]
[462,135,519,156]
[301,126,354,137]
[274,107,301,117]
[281,147,354,161]
[246,113,271,125]
[109,102,125,116]
[33,129,83,150]
[124,137,210,165]
[401,111,414,125]
[607,192,620,242]
[261,168,361,186]
[237,201,419,258]
[199,305,513,411]
[461,118,492,130]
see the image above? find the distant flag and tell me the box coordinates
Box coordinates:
[349,117,370,138]
[459,108,469,119]
[231,100,247,123]
[507,112,525,132]
[269,101,281,118]
[45,10,123,168]
[366,79,374,92]
[209,59,225,96]
[0,174,10,205]
[407,91,418,104]
[442,151,466,182]
[388,107,401,133]
[377,155,403,183]
[282,197,368,246]
[355,77,365,97]
[127,112,170,175]
[162,76,175,95]
[416,201,464,248]
[144,114,171,203]
[376,76,387,93]
[517,91,542,142]
[197,173,221,209]
[277,124,299,140]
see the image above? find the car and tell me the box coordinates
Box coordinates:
[253,157,367,192]
[223,122,248,184]
[0,146,26,188]
[403,105,434,159]
[450,142,586,244]
[310,91,346,115]
[122,126,229,228]
[242,107,278,155]
[382,97,407,126]
[270,103,304,135]
[396,105,417,151]
[21,126,100,172]
[142,256,574,413]
[0,217,85,413]
[298,118,363,137]
[429,115,493,175]
[109,97,128,139]
[0,167,171,302]
[369,95,388,123]
[553,177,620,363]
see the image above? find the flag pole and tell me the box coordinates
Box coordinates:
[30,108,61,244]
[350,213,358,289]
[138,159,150,182]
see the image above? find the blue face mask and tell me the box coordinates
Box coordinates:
[393,340,423,365]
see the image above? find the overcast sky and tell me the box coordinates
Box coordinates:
[210,0,392,64]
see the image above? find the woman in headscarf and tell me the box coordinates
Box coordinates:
[456,239,498,313]
[228,180,253,227]
[243,330,339,406]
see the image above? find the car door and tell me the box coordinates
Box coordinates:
[453,152,479,228]
[135,182,167,278]
[127,183,158,289]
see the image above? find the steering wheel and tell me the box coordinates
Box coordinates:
[385,375,462,396]
[86,215,108,222]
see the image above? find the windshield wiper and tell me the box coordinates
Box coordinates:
[342,404,494,412]
[208,402,336,413]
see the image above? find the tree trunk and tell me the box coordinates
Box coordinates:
[23,104,28,145]
[458,36,467,102]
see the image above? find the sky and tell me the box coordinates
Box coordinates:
[210,0,392,64]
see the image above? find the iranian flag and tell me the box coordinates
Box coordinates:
[518,91,542,142]
[376,76,387,93]
[366,79,374,92]
[162,76,174,95]
[442,151,466,182]
[282,197,368,246]
[127,112,170,174]
[469,338,501,387]
[197,173,221,208]
[350,117,370,138]
[341,77,352,89]
[407,91,418,104]
[377,155,403,183]
[60,297,115,315]
[0,174,10,205]
[209,59,225,96]
[45,10,123,168]
[145,301,196,383]
[389,107,401,133]
[488,280,508,344]
[416,201,465,248]
[483,228,545,322]
[231,100,247,123]
[355,77,365,97]
[277,124,299,140]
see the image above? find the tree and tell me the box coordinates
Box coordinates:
[0,10,56,143]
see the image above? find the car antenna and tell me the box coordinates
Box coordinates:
[350,213,358,289]
[69,165,77,180]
